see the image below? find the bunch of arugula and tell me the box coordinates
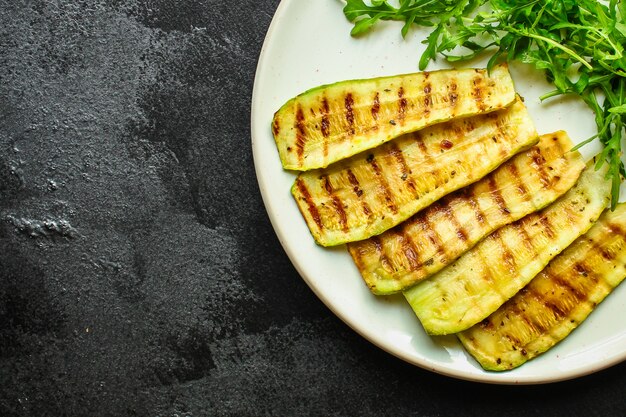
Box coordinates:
[344,0,626,208]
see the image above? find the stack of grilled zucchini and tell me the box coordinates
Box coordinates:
[271,64,626,371]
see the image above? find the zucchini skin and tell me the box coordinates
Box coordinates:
[404,161,611,335]
[292,98,538,247]
[273,65,517,171]
[458,204,626,371]
[348,131,586,294]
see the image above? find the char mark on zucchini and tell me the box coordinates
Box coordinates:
[505,162,531,203]
[367,155,399,215]
[322,175,349,233]
[488,175,511,216]
[398,86,407,122]
[371,92,380,121]
[295,177,323,232]
[344,93,355,136]
[295,106,306,163]
[472,75,486,111]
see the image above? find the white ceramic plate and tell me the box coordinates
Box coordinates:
[251,0,626,384]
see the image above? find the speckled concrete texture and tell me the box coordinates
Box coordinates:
[1,1,626,416]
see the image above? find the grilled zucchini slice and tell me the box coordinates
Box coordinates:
[348,131,586,294]
[273,65,517,170]
[292,98,538,247]
[458,203,626,371]
[404,161,611,335]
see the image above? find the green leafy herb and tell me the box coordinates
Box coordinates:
[343,0,626,209]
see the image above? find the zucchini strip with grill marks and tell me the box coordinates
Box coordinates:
[404,161,611,335]
[292,98,538,247]
[273,65,516,170]
[458,203,626,371]
[348,131,586,294]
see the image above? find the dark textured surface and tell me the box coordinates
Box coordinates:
[1,1,626,416]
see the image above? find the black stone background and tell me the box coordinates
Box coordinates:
[1,0,626,416]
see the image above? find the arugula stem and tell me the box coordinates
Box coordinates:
[508,29,594,70]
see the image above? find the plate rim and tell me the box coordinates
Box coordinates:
[250,0,626,384]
